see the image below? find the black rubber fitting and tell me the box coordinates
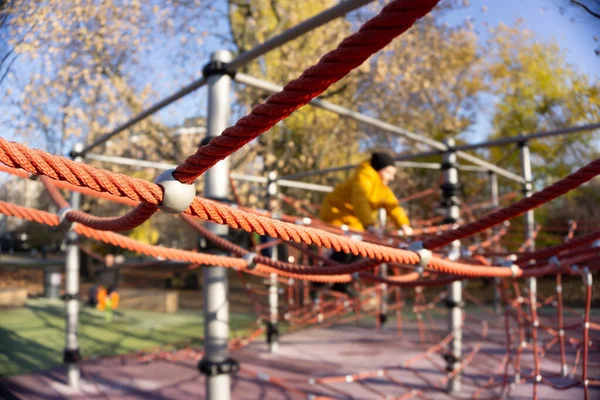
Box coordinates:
[198,357,240,376]
[202,60,236,79]
[63,348,82,364]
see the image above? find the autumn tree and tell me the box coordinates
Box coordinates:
[486,23,600,182]
[227,0,364,182]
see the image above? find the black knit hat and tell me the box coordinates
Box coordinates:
[370,152,395,171]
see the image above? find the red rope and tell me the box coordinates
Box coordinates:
[423,159,600,249]
[5,138,599,279]
[516,230,600,264]
[171,0,441,183]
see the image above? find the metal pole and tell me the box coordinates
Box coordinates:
[85,152,485,183]
[235,73,525,183]
[436,122,600,153]
[64,142,83,388]
[44,266,61,299]
[442,139,462,393]
[378,208,388,327]
[519,142,536,342]
[489,172,502,315]
[197,50,236,400]
[266,171,280,352]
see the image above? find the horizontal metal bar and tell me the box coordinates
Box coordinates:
[235,73,444,150]
[235,73,525,183]
[86,156,332,192]
[458,164,489,172]
[278,179,332,193]
[81,0,373,155]
[229,173,332,192]
[449,122,600,152]
[227,0,373,72]
[229,173,268,184]
[80,76,207,155]
[282,164,357,180]
[87,153,177,170]
[0,255,64,266]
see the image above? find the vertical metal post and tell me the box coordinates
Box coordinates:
[44,266,61,299]
[197,50,236,400]
[489,171,502,315]
[377,208,388,326]
[64,142,83,388]
[266,171,279,352]
[442,139,462,393]
[519,142,536,342]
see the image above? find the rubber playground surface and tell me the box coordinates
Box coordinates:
[1,301,598,399]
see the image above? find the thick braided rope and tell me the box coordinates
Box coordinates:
[0,163,29,179]
[172,0,440,183]
[4,138,599,275]
[185,211,534,279]
[52,179,139,207]
[0,200,60,226]
[0,137,163,204]
[516,230,600,264]
[188,197,422,262]
[74,224,247,269]
[6,199,595,287]
[0,199,358,283]
[183,214,383,276]
[39,175,158,231]
[0,141,420,265]
[39,176,70,209]
[423,159,600,249]
[0,199,243,268]
[67,204,158,231]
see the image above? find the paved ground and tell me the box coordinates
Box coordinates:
[2,311,598,399]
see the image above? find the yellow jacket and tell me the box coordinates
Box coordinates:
[319,162,410,231]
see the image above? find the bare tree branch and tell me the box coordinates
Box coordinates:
[570,0,600,19]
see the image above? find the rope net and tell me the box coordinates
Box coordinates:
[1,0,598,397]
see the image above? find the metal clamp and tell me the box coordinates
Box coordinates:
[378,313,388,325]
[63,348,82,364]
[197,357,240,376]
[582,267,592,287]
[444,299,465,309]
[408,241,432,277]
[243,252,258,270]
[57,207,72,225]
[549,256,561,267]
[266,321,279,344]
[202,60,236,78]
[62,293,80,301]
[509,264,520,277]
[442,354,460,371]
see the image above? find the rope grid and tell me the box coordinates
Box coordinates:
[0,0,598,396]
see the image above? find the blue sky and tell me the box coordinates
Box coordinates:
[4,0,599,152]
[446,0,599,142]
[154,0,600,143]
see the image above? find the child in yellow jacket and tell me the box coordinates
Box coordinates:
[320,152,412,235]
[315,152,413,301]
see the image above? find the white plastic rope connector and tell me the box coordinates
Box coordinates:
[582,267,592,287]
[57,207,72,224]
[243,252,258,270]
[509,264,520,277]
[408,241,432,277]
[154,169,196,213]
